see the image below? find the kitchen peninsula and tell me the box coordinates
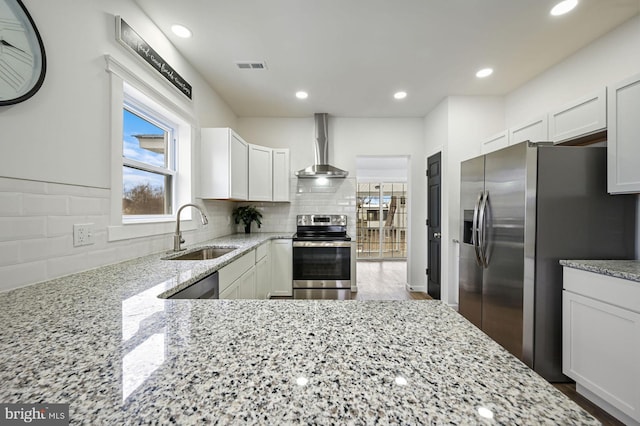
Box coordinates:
[0,234,597,424]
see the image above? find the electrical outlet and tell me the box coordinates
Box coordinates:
[73,223,94,247]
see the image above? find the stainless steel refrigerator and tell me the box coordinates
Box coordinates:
[459,141,636,382]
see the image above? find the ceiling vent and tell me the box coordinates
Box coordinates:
[235,61,267,70]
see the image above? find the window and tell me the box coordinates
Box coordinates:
[106,55,194,241]
[122,103,176,218]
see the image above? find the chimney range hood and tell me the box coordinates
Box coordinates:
[295,113,349,178]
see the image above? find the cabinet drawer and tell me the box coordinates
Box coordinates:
[563,267,640,313]
[218,250,255,292]
[256,241,269,261]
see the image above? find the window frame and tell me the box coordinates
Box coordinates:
[122,96,178,221]
[105,54,196,242]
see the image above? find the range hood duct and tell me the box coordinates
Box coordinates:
[295,113,349,178]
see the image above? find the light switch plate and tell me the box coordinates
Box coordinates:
[73,223,94,247]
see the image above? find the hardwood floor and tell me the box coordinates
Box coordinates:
[353,260,429,300]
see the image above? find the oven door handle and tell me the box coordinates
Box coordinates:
[293,241,352,248]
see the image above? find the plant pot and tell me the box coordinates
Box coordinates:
[244,224,251,234]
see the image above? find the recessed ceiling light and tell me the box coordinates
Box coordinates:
[394,91,407,100]
[550,0,578,16]
[476,68,494,78]
[171,24,192,38]
[295,91,308,99]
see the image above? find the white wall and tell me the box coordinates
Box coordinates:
[0,0,238,291]
[505,14,640,127]
[424,97,504,305]
[237,117,427,289]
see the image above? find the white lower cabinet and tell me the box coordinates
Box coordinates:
[562,267,640,425]
[218,250,255,299]
[270,239,292,297]
[255,242,271,299]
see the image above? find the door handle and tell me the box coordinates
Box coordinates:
[433,232,441,239]
[478,190,489,268]
[472,192,483,267]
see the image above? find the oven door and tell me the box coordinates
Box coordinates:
[292,241,351,289]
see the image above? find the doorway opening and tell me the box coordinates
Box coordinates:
[355,155,409,261]
[356,182,408,259]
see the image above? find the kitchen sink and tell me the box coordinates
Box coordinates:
[165,246,236,260]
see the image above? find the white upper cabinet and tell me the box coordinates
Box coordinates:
[200,128,249,200]
[272,148,290,202]
[509,115,549,145]
[248,144,273,201]
[608,73,640,194]
[481,130,509,154]
[549,88,606,144]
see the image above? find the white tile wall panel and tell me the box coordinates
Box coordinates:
[0,193,22,216]
[20,236,72,263]
[0,261,47,291]
[69,196,106,216]
[23,194,68,216]
[0,217,47,241]
[47,253,88,280]
[46,182,109,198]
[86,248,118,270]
[47,216,87,237]
[0,177,46,194]
[0,241,20,266]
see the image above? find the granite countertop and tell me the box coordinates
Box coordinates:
[0,234,597,424]
[560,259,640,283]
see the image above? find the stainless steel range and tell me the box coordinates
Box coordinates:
[292,214,351,300]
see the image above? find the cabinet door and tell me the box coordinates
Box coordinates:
[271,239,292,296]
[230,132,249,200]
[237,266,256,299]
[219,280,239,299]
[608,73,640,194]
[481,130,508,154]
[248,144,273,201]
[563,290,640,422]
[256,252,271,299]
[272,149,290,202]
[549,88,606,144]
[509,115,548,145]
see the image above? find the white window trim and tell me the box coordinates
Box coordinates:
[105,54,198,242]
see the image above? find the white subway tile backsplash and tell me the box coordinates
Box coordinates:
[0,241,20,266]
[0,193,22,216]
[0,261,47,291]
[0,178,46,194]
[47,253,88,279]
[0,217,47,241]
[23,194,68,216]
[47,216,86,237]
[69,196,106,215]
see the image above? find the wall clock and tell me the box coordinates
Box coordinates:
[0,0,46,106]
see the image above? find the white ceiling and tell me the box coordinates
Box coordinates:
[134,0,640,118]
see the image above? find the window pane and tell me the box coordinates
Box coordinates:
[122,167,171,215]
[123,109,168,168]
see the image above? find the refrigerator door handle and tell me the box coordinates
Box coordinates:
[478,190,490,267]
[472,192,483,267]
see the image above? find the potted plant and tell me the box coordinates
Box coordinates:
[232,205,263,234]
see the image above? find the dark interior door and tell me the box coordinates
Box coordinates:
[427,152,441,299]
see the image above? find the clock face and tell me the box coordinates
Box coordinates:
[0,0,46,105]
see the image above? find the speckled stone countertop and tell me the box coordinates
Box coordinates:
[560,259,640,283]
[0,234,597,424]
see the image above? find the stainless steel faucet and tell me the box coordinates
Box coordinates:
[174,203,208,251]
